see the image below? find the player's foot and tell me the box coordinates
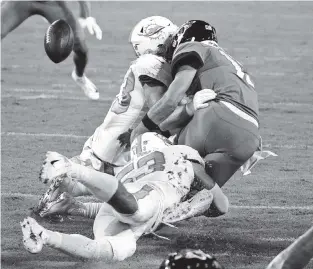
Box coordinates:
[35,175,68,215]
[163,189,214,223]
[21,217,45,254]
[39,192,77,217]
[72,70,99,100]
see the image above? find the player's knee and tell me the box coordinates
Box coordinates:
[104,230,137,261]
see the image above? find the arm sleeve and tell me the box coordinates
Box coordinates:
[77,1,91,18]
[171,42,207,77]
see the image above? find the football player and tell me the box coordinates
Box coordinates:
[21,132,229,261]
[1,1,102,100]
[159,225,313,269]
[131,20,261,188]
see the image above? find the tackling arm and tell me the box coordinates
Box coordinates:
[143,65,197,129]
[192,162,229,216]
[77,1,91,18]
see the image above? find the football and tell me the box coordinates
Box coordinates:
[44,19,74,64]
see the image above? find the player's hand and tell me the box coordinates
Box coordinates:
[186,89,216,116]
[193,88,216,110]
[117,129,132,148]
[78,17,102,40]
[130,122,149,144]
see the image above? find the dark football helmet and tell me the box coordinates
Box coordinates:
[159,249,224,269]
[164,20,218,61]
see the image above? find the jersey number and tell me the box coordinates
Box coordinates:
[111,69,135,114]
[116,151,166,183]
[218,48,255,88]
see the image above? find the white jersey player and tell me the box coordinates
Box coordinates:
[21,132,228,261]
[78,16,177,170]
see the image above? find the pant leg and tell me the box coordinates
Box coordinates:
[1,1,33,39]
[178,101,260,187]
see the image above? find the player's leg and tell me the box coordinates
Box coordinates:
[1,1,33,39]
[21,214,135,261]
[178,101,260,188]
[35,1,99,99]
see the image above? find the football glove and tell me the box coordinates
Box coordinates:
[39,151,72,184]
[186,89,217,116]
[117,129,132,148]
[78,17,102,40]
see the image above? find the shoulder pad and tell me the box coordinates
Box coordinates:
[131,54,172,87]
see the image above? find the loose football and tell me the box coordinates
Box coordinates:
[44,19,74,64]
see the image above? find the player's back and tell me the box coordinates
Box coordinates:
[173,41,258,121]
[116,133,204,195]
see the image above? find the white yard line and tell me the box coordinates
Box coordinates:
[2,131,312,149]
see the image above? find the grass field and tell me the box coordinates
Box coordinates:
[1,2,313,269]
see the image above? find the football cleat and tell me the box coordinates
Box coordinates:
[72,70,99,100]
[35,176,67,215]
[163,189,213,223]
[21,217,45,254]
[39,192,76,218]
[40,151,72,184]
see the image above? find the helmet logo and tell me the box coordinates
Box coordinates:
[138,24,166,39]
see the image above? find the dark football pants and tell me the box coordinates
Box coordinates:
[177,101,260,187]
[1,1,88,76]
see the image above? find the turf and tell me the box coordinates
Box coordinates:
[1,2,313,269]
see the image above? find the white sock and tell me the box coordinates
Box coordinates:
[44,230,113,260]
[74,202,102,219]
[69,163,118,202]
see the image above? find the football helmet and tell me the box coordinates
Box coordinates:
[129,16,178,57]
[159,249,224,269]
[166,20,218,61]
[130,132,172,158]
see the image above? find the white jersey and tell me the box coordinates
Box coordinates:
[87,54,172,166]
[115,133,204,198]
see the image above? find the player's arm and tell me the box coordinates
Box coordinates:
[191,162,229,216]
[144,65,197,127]
[140,76,167,109]
[266,226,313,269]
[77,1,91,18]
[76,1,102,40]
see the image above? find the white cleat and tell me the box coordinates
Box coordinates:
[21,217,45,254]
[39,192,76,218]
[163,189,214,223]
[71,70,99,100]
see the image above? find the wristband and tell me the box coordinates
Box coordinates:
[142,114,159,131]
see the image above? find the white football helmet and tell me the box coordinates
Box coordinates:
[130,132,172,159]
[129,16,178,57]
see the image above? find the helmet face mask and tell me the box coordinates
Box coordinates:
[159,249,224,269]
[129,16,178,57]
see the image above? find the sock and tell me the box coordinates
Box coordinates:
[69,163,118,202]
[44,230,113,260]
[73,49,87,77]
[69,202,102,219]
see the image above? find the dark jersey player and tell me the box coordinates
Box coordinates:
[1,1,102,100]
[132,20,260,188]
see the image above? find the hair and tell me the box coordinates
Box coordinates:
[155,34,175,63]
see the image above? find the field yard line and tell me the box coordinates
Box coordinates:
[2,131,312,149]
[1,132,89,139]
[2,192,313,211]
[1,94,112,102]
[1,92,313,108]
